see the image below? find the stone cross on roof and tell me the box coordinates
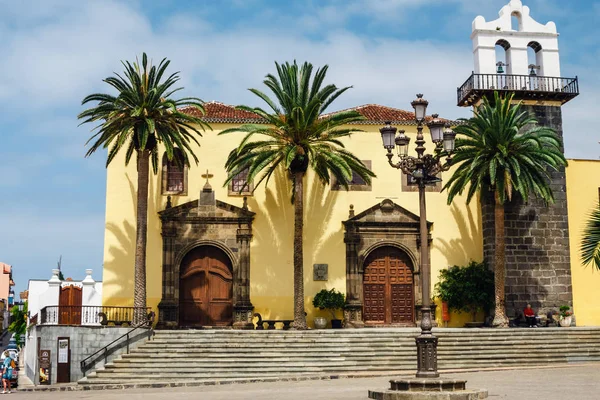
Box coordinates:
[201,169,213,191]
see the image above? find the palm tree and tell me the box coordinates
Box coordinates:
[444,92,567,327]
[220,61,375,329]
[78,54,209,324]
[581,206,600,271]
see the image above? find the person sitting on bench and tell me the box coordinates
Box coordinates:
[524,304,537,327]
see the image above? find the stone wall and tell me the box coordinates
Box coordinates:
[24,325,151,384]
[481,105,573,318]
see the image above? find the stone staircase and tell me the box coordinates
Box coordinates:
[79,327,600,385]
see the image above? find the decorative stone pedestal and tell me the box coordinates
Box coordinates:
[232,304,255,329]
[368,378,488,400]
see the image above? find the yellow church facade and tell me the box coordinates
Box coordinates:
[99,101,600,328]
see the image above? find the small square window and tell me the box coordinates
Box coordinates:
[166,164,184,192]
[331,160,372,192]
[229,168,253,196]
[161,150,187,195]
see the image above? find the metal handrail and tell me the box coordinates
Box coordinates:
[457,73,579,105]
[39,305,151,326]
[80,311,155,372]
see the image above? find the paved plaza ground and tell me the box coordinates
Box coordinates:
[14,364,600,399]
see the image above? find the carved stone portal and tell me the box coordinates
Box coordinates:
[343,199,432,328]
[157,185,255,329]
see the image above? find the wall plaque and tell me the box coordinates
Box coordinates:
[58,339,69,363]
[313,264,328,281]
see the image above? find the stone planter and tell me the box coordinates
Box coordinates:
[559,315,572,327]
[313,317,327,329]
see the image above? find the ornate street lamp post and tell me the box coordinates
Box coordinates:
[380,94,456,378]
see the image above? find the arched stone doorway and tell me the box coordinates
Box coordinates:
[342,199,429,328]
[179,246,233,327]
[157,190,255,329]
[363,246,415,326]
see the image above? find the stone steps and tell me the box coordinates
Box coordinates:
[79,327,600,385]
[120,346,600,358]
[111,351,600,364]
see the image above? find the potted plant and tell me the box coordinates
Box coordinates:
[559,305,573,327]
[434,261,494,327]
[312,289,345,329]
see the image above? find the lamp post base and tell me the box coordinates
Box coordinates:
[368,379,488,400]
[415,334,439,378]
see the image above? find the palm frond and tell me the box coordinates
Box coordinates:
[581,205,600,271]
[444,91,566,207]
[78,52,209,170]
[221,60,375,202]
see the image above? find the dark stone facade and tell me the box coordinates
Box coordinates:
[343,199,432,328]
[481,105,573,318]
[156,186,255,329]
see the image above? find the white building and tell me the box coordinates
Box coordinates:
[27,269,102,326]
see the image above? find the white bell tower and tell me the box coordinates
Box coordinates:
[458,0,578,107]
[472,0,560,77]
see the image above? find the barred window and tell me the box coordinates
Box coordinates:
[229,168,253,196]
[350,169,367,186]
[331,160,372,192]
[161,149,187,195]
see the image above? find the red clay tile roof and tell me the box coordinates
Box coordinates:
[180,101,265,123]
[323,104,417,124]
[181,101,449,125]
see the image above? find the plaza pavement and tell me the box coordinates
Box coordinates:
[13,364,600,399]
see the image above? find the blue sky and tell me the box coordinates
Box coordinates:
[0,0,598,296]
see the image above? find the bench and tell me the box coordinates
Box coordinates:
[98,311,155,327]
[510,313,545,328]
[253,313,293,330]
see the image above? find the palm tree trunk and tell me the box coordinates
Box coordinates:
[492,194,509,327]
[292,171,307,329]
[133,150,150,325]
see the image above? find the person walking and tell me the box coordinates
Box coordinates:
[2,350,13,394]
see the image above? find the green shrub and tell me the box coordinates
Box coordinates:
[312,289,345,320]
[559,305,572,318]
[434,261,494,322]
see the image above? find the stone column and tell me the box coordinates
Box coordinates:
[343,224,364,328]
[157,222,179,328]
[233,221,254,329]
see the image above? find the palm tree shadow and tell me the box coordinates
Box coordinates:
[103,176,137,306]
[434,204,483,267]
[305,176,339,258]
[246,170,341,319]
[246,168,294,319]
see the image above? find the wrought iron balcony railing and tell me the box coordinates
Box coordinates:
[457,73,579,106]
[39,305,152,326]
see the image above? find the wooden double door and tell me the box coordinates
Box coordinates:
[59,286,82,325]
[179,246,233,327]
[363,247,415,325]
